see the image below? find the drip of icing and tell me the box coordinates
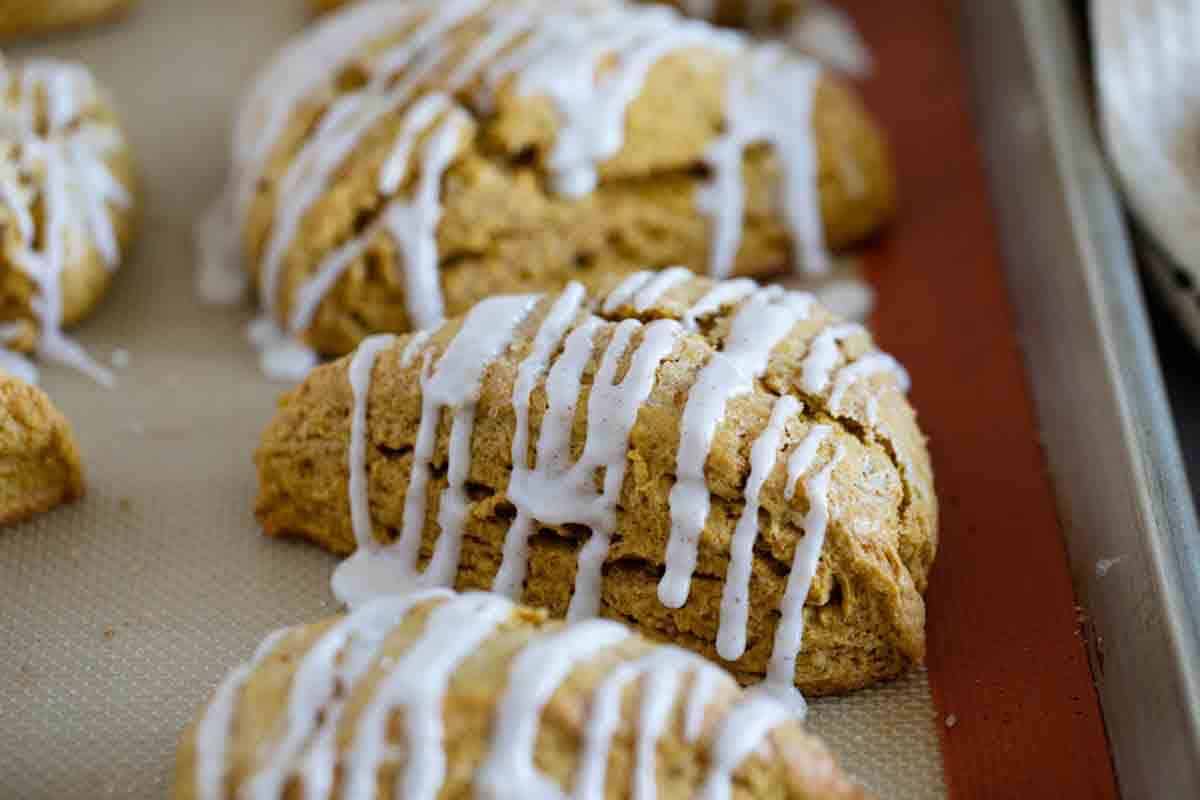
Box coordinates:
[0,59,128,385]
[785,424,832,502]
[630,266,692,312]
[762,443,844,716]
[219,1,835,378]
[199,1,423,304]
[658,289,813,609]
[332,295,538,604]
[798,322,862,394]
[786,0,874,78]
[698,692,790,800]
[828,352,908,424]
[343,592,514,800]
[476,619,630,800]
[684,666,721,743]
[813,277,874,323]
[244,593,449,800]
[347,334,397,555]
[716,394,800,661]
[680,278,758,331]
[573,647,723,800]
[193,628,292,800]
[247,316,319,383]
[601,271,653,314]
[601,266,693,315]
[699,46,827,277]
[489,4,740,197]
[288,103,470,343]
[494,312,681,619]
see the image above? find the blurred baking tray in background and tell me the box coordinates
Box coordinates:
[963,0,1200,796]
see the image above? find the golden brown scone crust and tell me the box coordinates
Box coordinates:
[0,61,139,352]
[0,372,84,525]
[0,0,135,39]
[256,275,937,695]
[174,593,870,800]
[254,1,894,357]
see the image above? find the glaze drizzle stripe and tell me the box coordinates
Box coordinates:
[659,288,814,609]
[717,393,801,661]
[332,294,538,602]
[217,0,836,379]
[343,592,514,800]
[0,58,129,385]
[197,592,808,799]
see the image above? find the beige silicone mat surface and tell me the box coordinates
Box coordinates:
[0,1,946,797]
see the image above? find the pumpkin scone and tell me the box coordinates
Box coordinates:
[0,56,138,384]
[0,0,135,40]
[256,273,937,698]
[175,590,870,800]
[205,0,894,379]
[0,370,83,525]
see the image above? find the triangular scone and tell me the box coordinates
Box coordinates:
[256,273,937,696]
[225,0,894,365]
[0,372,84,526]
[174,591,870,800]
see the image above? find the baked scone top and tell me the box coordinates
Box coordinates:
[205,0,889,378]
[176,590,869,800]
[0,55,135,384]
[258,272,937,698]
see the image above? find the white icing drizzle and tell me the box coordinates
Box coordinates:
[683,666,721,743]
[627,266,693,313]
[763,442,844,717]
[343,592,514,800]
[495,309,681,619]
[799,322,862,394]
[828,351,909,425]
[680,277,758,331]
[0,58,130,385]
[244,593,449,800]
[215,0,835,378]
[574,647,728,800]
[488,4,741,197]
[716,394,800,661]
[700,45,827,277]
[698,692,790,800]
[476,619,631,799]
[347,334,397,554]
[199,588,814,800]
[332,294,538,604]
[658,288,814,609]
[194,628,292,800]
[785,424,832,502]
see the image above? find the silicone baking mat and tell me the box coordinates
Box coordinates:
[0,1,1115,798]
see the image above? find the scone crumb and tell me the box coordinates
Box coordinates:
[944,713,958,729]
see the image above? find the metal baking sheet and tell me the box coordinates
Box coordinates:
[0,0,1142,798]
[963,0,1200,795]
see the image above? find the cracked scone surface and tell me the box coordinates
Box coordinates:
[235,0,894,359]
[256,274,937,695]
[0,0,134,39]
[0,371,84,525]
[174,591,870,800]
[0,58,138,368]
